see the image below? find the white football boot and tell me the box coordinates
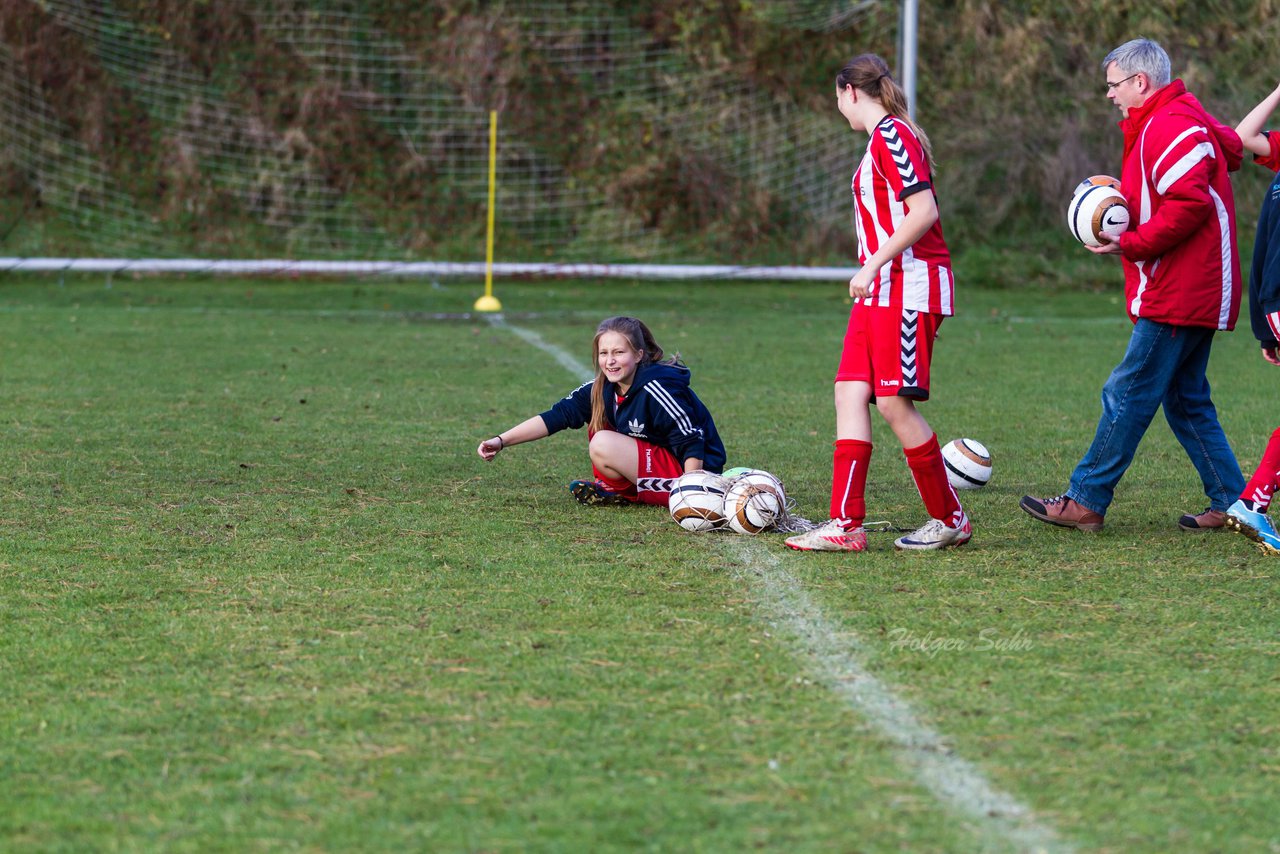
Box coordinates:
[784,520,867,552]
[894,512,972,550]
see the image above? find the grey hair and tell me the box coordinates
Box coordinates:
[1102,38,1171,89]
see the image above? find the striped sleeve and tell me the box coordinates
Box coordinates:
[873,118,931,201]
[1151,124,1215,196]
[1120,120,1216,262]
[644,380,706,462]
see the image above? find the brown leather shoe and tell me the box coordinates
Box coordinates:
[1020,494,1105,532]
[1177,507,1227,531]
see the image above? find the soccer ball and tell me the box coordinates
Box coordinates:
[724,469,785,534]
[1073,174,1121,195]
[667,470,730,532]
[941,438,992,490]
[1068,179,1130,248]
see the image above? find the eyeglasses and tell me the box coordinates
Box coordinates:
[1105,73,1140,92]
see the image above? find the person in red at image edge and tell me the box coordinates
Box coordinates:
[1020,38,1246,534]
[785,53,970,553]
[477,316,726,507]
[1219,83,1280,555]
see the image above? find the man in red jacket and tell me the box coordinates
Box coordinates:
[1021,38,1246,532]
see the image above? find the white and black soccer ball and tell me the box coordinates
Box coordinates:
[668,470,730,532]
[1068,179,1130,248]
[1072,174,1121,195]
[724,469,785,534]
[725,483,781,534]
[942,438,992,490]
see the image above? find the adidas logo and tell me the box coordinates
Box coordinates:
[627,418,645,436]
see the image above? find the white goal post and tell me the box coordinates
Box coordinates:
[1,2,897,280]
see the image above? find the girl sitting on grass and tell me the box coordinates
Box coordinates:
[477,316,726,506]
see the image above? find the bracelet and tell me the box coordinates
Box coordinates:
[495,435,505,450]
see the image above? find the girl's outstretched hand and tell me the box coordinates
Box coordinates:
[477,436,503,461]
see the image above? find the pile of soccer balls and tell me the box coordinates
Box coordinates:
[671,440,993,535]
[667,467,787,534]
[670,440,994,535]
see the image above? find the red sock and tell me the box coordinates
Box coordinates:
[592,464,638,498]
[903,433,964,526]
[1241,426,1280,511]
[830,439,872,528]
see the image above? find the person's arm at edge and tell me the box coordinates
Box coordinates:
[1237,82,1280,158]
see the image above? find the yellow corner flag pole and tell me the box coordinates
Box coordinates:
[474,110,502,312]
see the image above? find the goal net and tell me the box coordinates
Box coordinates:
[0,1,880,271]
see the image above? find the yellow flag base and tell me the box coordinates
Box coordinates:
[473,294,503,312]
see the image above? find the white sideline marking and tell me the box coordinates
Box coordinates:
[0,305,1126,330]
[493,316,1070,853]
[721,540,1069,853]
[0,256,857,281]
[486,315,593,382]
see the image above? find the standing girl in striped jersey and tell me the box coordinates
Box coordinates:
[786,54,970,552]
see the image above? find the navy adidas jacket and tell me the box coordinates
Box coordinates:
[1248,148,1280,348]
[539,362,726,473]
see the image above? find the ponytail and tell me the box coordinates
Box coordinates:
[836,54,935,171]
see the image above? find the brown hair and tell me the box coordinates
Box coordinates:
[836,54,934,171]
[588,316,674,432]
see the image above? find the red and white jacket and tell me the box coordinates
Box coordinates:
[1116,80,1243,330]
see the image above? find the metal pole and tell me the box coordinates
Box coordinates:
[900,0,919,118]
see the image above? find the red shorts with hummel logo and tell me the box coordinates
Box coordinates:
[633,439,684,505]
[635,437,683,482]
[588,428,684,505]
[835,302,943,400]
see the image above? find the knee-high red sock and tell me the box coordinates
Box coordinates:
[830,439,872,529]
[1241,426,1280,511]
[903,433,964,526]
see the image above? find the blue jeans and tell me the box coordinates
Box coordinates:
[1067,319,1244,516]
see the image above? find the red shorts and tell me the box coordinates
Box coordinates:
[636,438,683,483]
[835,302,943,400]
[634,440,684,505]
[589,429,684,502]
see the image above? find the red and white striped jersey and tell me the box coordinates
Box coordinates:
[851,116,954,315]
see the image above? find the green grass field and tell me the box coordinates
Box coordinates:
[1,273,1277,852]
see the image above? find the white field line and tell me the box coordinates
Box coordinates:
[0,303,1127,329]
[721,540,1069,853]
[491,312,1070,852]
[0,304,609,323]
[486,315,593,382]
[0,256,857,281]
